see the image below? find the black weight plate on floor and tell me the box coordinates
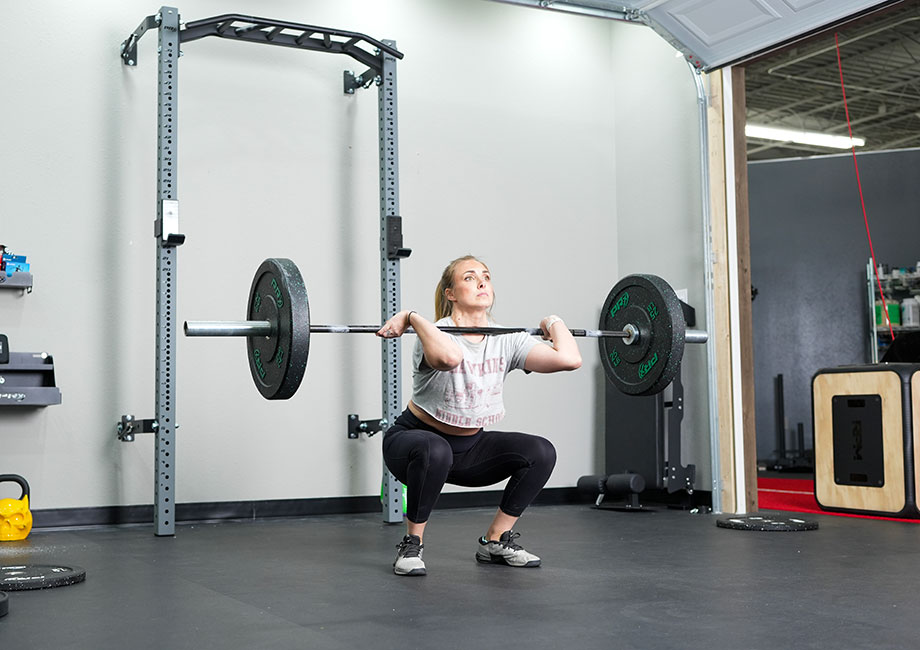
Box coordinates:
[716,515,819,532]
[598,274,686,396]
[0,564,86,590]
[247,258,310,400]
[0,590,7,617]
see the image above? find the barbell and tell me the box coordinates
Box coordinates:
[183,258,708,400]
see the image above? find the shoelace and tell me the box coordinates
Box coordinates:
[498,531,523,551]
[397,538,422,558]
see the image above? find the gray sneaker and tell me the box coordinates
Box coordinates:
[393,534,426,576]
[476,530,541,567]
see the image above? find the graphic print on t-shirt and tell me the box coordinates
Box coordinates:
[441,356,507,411]
[412,319,538,430]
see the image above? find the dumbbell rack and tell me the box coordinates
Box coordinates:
[119,7,407,535]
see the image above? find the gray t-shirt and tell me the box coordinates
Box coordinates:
[412,316,538,429]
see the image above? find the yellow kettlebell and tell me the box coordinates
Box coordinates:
[0,474,32,541]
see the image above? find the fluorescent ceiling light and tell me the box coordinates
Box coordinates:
[745,124,865,149]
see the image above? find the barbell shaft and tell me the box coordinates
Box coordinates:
[183,321,629,338]
[318,325,708,343]
[184,320,708,343]
[315,325,634,337]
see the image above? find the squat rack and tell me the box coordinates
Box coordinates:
[118,7,408,535]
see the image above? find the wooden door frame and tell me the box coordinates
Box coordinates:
[707,66,758,513]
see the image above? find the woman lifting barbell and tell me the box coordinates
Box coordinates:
[376,255,582,576]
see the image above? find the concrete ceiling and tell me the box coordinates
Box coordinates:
[744,0,920,160]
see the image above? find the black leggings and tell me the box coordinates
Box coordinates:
[382,408,557,524]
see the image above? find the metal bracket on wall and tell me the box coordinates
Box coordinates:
[344,69,380,94]
[347,414,388,439]
[120,13,161,66]
[116,415,159,442]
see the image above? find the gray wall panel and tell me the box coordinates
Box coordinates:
[749,148,920,461]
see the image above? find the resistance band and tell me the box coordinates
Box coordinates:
[835,32,895,340]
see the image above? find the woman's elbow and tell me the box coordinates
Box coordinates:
[559,353,582,372]
[429,349,463,371]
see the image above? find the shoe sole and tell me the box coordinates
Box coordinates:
[475,553,540,567]
[394,567,427,576]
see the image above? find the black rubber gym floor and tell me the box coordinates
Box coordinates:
[1,504,917,649]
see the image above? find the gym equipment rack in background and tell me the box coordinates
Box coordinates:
[119,7,407,535]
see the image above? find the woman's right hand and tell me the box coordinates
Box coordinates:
[386,310,462,370]
[376,310,413,339]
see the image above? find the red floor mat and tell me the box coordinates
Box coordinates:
[758,477,823,514]
[757,477,920,523]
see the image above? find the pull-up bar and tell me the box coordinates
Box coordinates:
[121,12,403,74]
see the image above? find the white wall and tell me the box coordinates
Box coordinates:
[0,0,706,510]
[611,22,710,488]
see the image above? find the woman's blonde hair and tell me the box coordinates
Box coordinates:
[434,255,492,320]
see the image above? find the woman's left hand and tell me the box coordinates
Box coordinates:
[539,314,564,340]
[526,314,582,373]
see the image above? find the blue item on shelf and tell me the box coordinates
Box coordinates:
[2,253,29,278]
[4,263,29,278]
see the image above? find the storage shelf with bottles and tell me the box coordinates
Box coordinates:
[867,259,920,362]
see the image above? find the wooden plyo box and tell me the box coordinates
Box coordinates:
[812,364,920,518]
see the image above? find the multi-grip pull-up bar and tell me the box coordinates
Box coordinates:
[121,12,403,72]
[118,6,406,535]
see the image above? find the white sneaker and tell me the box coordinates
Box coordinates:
[476,530,541,567]
[393,534,426,576]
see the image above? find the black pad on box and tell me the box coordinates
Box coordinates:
[832,394,884,487]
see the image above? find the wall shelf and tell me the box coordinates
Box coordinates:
[0,271,33,292]
[0,352,62,406]
[877,326,920,338]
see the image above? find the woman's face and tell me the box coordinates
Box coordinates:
[446,259,493,311]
